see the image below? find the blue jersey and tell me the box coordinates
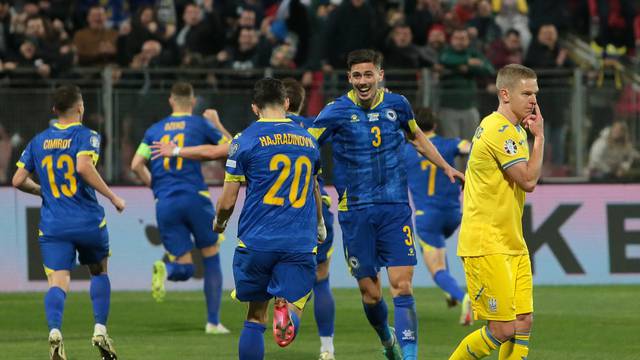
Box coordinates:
[17,122,105,234]
[136,113,228,199]
[309,90,417,210]
[287,112,330,198]
[225,118,321,253]
[404,135,467,209]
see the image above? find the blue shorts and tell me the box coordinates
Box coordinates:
[415,206,461,250]
[156,191,220,258]
[39,225,109,272]
[233,247,316,308]
[316,203,335,264]
[338,203,417,279]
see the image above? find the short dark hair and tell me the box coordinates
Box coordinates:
[171,82,194,98]
[281,78,305,114]
[347,49,383,70]
[505,28,520,38]
[53,84,82,114]
[252,77,286,109]
[414,107,437,132]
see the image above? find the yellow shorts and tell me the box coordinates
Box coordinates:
[462,254,533,321]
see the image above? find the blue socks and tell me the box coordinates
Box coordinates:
[290,308,301,337]
[313,277,335,337]
[363,299,392,344]
[166,262,195,281]
[90,274,111,325]
[203,254,222,324]
[393,295,418,359]
[239,321,266,360]
[44,286,66,330]
[433,269,465,302]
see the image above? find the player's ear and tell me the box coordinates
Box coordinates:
[168,95,174,108]
[251,103,259,117]
[378,68,384,82]
[499,88,509,103]
[284,97,290,112]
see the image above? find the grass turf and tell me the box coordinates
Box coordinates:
[0,286,638,359]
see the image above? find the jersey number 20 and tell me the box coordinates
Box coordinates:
[41,154,77,198]
[263,154,312,208]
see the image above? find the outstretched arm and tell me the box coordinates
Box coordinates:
[150,142,230,161]
[12,168,41,196]
[407,129,465,183]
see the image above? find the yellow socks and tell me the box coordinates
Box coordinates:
[499,332,530,360]
[449,326,502,360]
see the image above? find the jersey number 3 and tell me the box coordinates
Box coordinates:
[41,154,77,198]
[264,154,312,208]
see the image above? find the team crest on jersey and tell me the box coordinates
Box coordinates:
[474,127,484,139]
[367,113,380,122]
[385,109,397,121]
[90,135,100,149]
[504,139,518,155]
[488,297,498,312]
[229,143,239,157]
[350,114,359,122]
[348,256,360,270]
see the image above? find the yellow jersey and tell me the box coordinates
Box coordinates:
[458,112,530,257]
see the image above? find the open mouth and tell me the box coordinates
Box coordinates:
[356,86,373,99]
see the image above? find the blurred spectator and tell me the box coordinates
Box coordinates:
[588,121,640,180]
[524,24,570,69]
[174,2,225,61]
[0,0,11,58]
[453,0,475,25]
[635,12,640,52]
[216,27,270,70]
[284,0,312,67]
[383,22,425,69]
[322,0,380,70]
[493,0,531,54]
[419,24,446,69]
[130,40,170,69]
[4,39,54,80]
[588,0,636,52]
[438,28,494,140]
[73,6,118,66]
[0,123,14,183]
[407,0,434,46]
[269,43,296,69]
[528,0,571,36]
[118,6,176,66]
[19,15,74,76]
[10,1,40,37]
[466,0,501,52]
[487,28,523,70]
[225,8,257,44]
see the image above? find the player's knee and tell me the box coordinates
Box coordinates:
[87,263,106,276]
[359,285,382,304]
[167,263,195,281]
[516,313,533,332]
[390,278,413,296]
[488,321,516,342]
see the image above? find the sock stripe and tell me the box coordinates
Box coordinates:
[513,338,529,346]
[482,326,502,348]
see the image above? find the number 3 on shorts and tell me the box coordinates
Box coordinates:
[403,225,413,246]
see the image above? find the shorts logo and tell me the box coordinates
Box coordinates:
[402,329,415,341]
[229,143,239,157]
[408,247,415,256]
[386,109,397,121]
[90,135,100,149]
[488,297,498,313]
[504,139,518,155]
[348,256,360,270]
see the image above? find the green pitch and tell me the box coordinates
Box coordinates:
[1,286,638,359]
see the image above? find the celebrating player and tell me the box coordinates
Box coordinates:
[403,107,473,326]
[449,64,543,360]
[308,49,464,360]
[213,77,325,360]
[130,82,231,335]
[282,77,337,360]
[12,84,125,360]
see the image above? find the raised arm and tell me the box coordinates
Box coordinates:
[150,142,230,161]
[77,154,125,212]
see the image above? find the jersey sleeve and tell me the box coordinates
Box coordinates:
[202,118,230,145]
[16,140,35,172]
[77,129,101,165]
[135,128,153,160]
[453,137,470,156]
[308,102,339,145]
[224,134,248,182]
[397,95,418,134]
[483,126,527,170]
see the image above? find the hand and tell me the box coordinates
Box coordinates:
[203,108,221,125]
[445,165,465,184]
[522,103,544,138]
[150,141,178,160]
[36,63,51,78]
[468,58,482,66]
[147,21,158,33]
[111,195,126,212]
[317,218,327,244]
[213,217,227,233]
